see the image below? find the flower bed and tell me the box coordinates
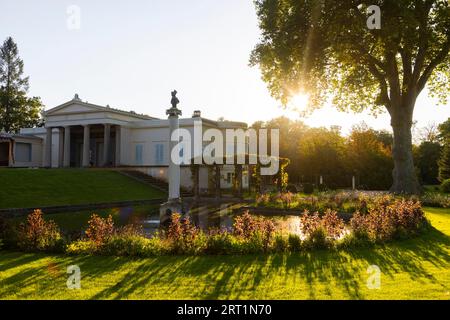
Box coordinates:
[0,197,430,256]
[255,190,450,212]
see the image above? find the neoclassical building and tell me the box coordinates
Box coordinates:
[0,94,249,190]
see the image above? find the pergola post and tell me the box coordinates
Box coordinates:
[215,164,221,199]
[234,164,243,199]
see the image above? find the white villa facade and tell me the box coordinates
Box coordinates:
[0,94,250,191]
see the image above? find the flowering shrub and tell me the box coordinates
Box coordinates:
[299,209,345,249]
[167,213,204,254]
[348,199,428,243]
[85,214,115,246]
[420,193,450,208]
[322,209,345,239]
[17,210,64,252]
[279,192,294,209]
[233,211,275,251]
[255,193,270,207]
[2,196,432,256]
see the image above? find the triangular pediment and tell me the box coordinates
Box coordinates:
[45,96,156,120]
[46,101,103,116]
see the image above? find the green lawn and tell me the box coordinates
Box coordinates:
[1,207,450,299]
[9,205,160,232]
[0,169,165,209]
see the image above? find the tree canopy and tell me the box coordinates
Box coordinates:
[0,37,43,133]
[250,0,450,194]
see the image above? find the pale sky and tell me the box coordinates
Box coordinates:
[1,0,449,134]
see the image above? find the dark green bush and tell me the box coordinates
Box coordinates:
[441,179,450,193]
[302,183,314,194]
[286,184,298,193]
[288,234,302,252]
[273,234,288,252]
[205,231,236,255]
[0,215,17,249]
[302,227,331,250]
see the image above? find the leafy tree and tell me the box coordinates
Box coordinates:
[297,126,347,187]
[251,116,307,182]
[438,118,450,181]
[439,143,450,181]
[0,37,43,133]
[250,0,450,194]
[415,141,441,184]
[346,125,393,190]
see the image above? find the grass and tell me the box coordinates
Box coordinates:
[0,168,165,209]
[9,205,160,232]
[1,207,450,299]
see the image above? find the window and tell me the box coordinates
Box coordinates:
[15,142,32,162]
[155,144,164,165]
[135,144,143,165]
[226,172,234,184]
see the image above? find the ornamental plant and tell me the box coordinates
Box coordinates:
[17,209,63,252]
[167,213,203,254]
[85,214,115,246]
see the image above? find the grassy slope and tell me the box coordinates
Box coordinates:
[9,205,160,232]
[0,169,165,209]
[1,208,450,300]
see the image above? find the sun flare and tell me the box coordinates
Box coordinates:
[290,93,310,111]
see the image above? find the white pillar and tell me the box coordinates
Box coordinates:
[58,128,64,167]
[167,108,181,200]
[63,126,71,168]
[115,125,121,166]
[103,124,111,166]
[44,127,52,167]
[352,175,356,190]
[82,125,90,167]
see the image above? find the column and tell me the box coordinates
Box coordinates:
[82,125,90,167]
[103,124,111,167]
[167,104,182,200]
[58,128,64,167]
[115,125,121,167]
[63,126,71,168]
[44,127,52,168]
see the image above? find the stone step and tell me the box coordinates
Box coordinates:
[118,169,193,197]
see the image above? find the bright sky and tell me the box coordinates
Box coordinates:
[0,0,448,134]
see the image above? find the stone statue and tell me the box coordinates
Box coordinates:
[171,90,179,109]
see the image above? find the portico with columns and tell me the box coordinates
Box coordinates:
[39,94,153,168]
[44,124,120,168]
[16,93,250,192]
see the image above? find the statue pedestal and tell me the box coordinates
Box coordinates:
[159,198,185,228]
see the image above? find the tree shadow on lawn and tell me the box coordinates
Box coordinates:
[88,227,450,299]
[0,252,134,298]
[1,227,449,299]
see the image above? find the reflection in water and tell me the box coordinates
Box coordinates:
[140,203,307,237]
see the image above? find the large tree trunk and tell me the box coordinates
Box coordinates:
[389,107,421,194]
